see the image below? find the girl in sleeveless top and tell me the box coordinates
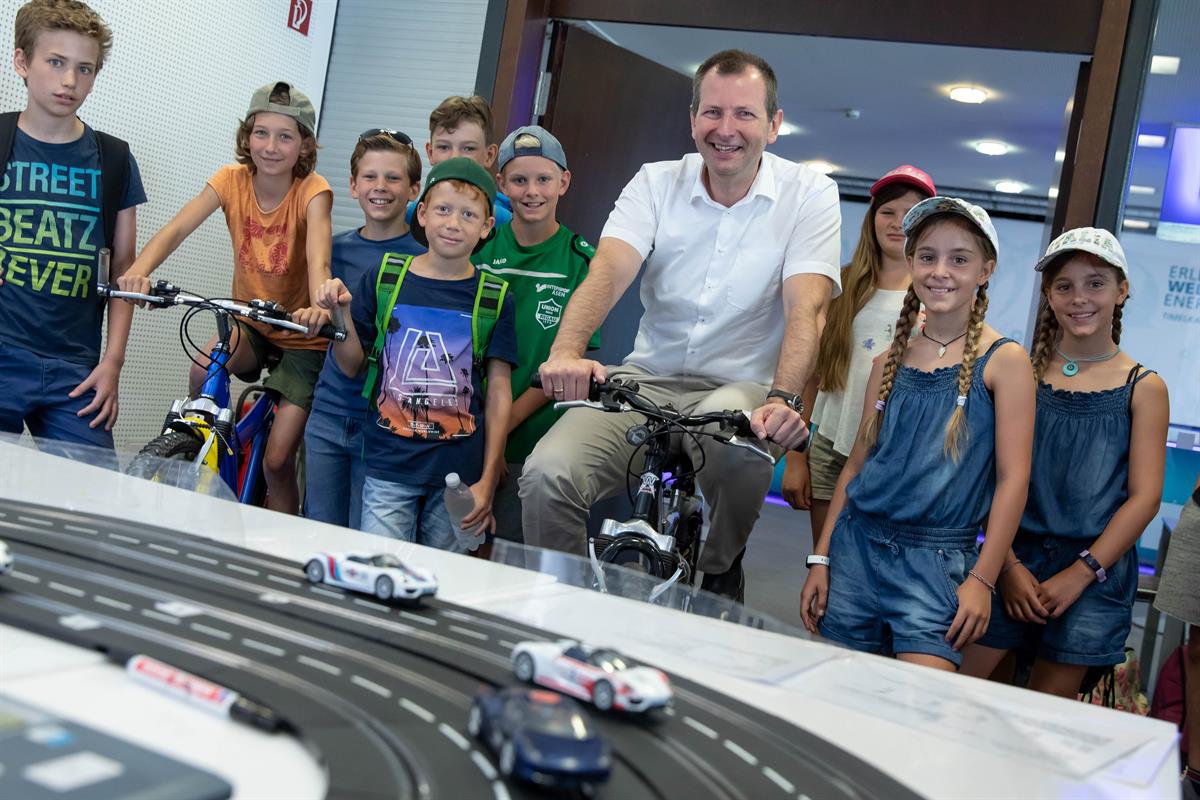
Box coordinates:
[962,228,1169,697]
[800,197,1036,671]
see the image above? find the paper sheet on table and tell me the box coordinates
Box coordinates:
[792,657,1166,785]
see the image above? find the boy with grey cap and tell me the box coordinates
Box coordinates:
[472,125,600,544]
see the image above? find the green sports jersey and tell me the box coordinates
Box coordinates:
[473,223,600,463]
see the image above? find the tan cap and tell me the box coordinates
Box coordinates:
[246,81,316,134]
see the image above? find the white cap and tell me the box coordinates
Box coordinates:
[1034,227,1128,277]
[902,196,1000,260]
[445,473,462,489]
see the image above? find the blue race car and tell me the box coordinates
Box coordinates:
[468,687,612,791]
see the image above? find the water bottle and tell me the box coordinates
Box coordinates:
[444,473,483,553]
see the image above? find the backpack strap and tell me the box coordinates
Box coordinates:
[472,272,508,396]
[94,129,130,250]
[360,253,414,404]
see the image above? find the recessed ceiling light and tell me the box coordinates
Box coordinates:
[1047,187,1059,199]
[1055,149,1066,163]
[803,160,836,175]
[1150,55,1180,75]
[777,122,802,136]
[949,86,989,104]
[1138,133,1167,148]
[1128,184,1156,195]
[1123,219,1150,230]
[975,141,1009,156]
[994,181,1024,194]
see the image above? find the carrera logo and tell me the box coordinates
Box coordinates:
[288,0,312,35]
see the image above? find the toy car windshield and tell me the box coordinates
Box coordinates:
[588,649,630,672]
[521,698,594,739]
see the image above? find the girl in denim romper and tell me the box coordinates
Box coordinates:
[962,228,1169,697]
[801,197,1036,671]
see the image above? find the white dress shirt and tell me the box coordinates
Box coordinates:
[600,151,842,386]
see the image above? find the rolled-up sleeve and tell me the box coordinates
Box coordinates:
[599,166,658,261]
[781,179,843,297]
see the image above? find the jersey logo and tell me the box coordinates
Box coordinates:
[536,298,563,330]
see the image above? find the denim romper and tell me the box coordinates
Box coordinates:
[819,338,1014,666]
[978,365,1153,666]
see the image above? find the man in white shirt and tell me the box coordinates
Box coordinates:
[522,50,842,599]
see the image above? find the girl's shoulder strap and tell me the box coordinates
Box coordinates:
[1124,363,1157,414]
[978,336,1017,365]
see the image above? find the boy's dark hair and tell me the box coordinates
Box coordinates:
[351,135,421,184]
[691,49,778,118]
[429,95,495,144]
[15,0,112,70]
[234,85,317,179]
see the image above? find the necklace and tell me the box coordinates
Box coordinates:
[1056,345,1120,376]
[922,328,968,358]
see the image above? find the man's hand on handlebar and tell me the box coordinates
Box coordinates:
[537,355,607,401]
[750,401,810,452]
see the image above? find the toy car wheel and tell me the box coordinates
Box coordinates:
[580,782,599,799]
[467,704,483,738]
[498,739,516,777]
[304,560,324,584]
[592,680,614,712]
[375,576,394,600]
[513,652,535,683]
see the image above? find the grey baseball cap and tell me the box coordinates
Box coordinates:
[246,81,316,134]
[1034,227,1128,277]
[497,125,567,172]
[902,196,1000,260]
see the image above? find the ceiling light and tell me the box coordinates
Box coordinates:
[994,181,1024,194]
[1128,184,1156,195]
[1138,133,1167,148]
[1047,187,1059,199]
[777,122,801,136]
[1123,219,1150,230]
[949,86,988,104]
[975,141,1009,156]
[1150,55,1180,75]
[803,160,836,175]
[1055,149,1066,163]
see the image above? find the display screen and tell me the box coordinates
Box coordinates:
[1158,125,1200,244]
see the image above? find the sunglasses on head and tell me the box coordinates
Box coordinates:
[359,128,413,146]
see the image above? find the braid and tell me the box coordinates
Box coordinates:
[860,286,921,449]
[943,282,990,461]
[1112,300,1124,345]
[1029,298,1059,382]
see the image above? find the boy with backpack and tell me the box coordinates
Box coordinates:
[300,158,517,549]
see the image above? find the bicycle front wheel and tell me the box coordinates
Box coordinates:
[127,431,204,482]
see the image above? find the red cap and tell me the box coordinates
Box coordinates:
[870,165,936,198]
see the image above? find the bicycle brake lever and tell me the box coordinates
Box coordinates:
[725,435,777,466]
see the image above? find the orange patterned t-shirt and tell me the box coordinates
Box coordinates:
[207,164,332,350]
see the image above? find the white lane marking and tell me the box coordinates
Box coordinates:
[185,553,218,565]
[60,613,101,630]
[94,595,133,612]
[470,751,498,780]
[226,563,259,576]
[48,582,85,598]
[63,524,97,535]
[9,571,41,584]
[18,515,52,527]
[155,601,202,618]
[662,706,676,716]
[498,640,516,650]
[297,655,341,676]
[398,610,436,626]
[242,639,286,657]
[723,739,759,766]
[438,723,470,751]
[267,574,302,588]
[449,625,488,641]
[190,623,232,640]
[682,716,719,739]
[440,609,475,623]
[761,766,795,794]
[108,533,140,545]
[353,598,390,612]
[140,609,180,625]
[351,675,392,698]
[148,543,179,555]
[399,698,435,723]
[491,780,511,800]
[309,586,343,600]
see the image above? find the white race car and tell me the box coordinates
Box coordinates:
[303,552,437,603]
[0,540,11,575]
[511,639,673,713]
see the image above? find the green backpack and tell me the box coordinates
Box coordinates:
[360,253,508,406]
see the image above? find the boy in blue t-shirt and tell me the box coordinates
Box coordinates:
[300,158,516,550]
[303,129,425,529]
[0,0,146,455]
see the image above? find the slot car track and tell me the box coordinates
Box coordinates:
[0,497,919,800]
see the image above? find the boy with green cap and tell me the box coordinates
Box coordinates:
[303,157,517,550]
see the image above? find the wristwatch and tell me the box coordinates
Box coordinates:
[805,555,830,569]
[766,388,804,414]
[1077,549,1107,583]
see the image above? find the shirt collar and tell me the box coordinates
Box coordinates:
[689,151,779,208]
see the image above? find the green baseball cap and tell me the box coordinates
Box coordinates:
[411,157,497,251]
[246,81,316,134]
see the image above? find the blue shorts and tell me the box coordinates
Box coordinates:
[0,342,115,456]
[977,532,1137,666]
[360,475,461,552]
[819,506,980,667]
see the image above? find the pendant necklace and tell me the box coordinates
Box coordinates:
[923,329,968,358]
[1056,345,1120,376]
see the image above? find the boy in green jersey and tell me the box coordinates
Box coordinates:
[473,126,598,542]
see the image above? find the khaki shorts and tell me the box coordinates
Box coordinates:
[808,430,848,502]
[235,321,325,412]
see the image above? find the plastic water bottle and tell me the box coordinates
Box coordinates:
[444,473,483,553]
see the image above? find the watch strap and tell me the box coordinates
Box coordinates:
[805,554,830,568]
[767,388,804,414]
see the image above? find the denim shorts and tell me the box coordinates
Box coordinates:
[819,505,980,667]
[977,532,1137,666]
[360,475,461,552]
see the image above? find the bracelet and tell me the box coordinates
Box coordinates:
[1077,550,1107,583]
[968,569,996,593]
[999,559,1021,577]
[805,554,830,569]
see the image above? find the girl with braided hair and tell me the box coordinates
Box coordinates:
[962,228,1168,697]
[800,197,1035,672]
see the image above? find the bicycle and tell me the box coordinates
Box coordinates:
[533,375,780,601]
[96,250,345,504]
